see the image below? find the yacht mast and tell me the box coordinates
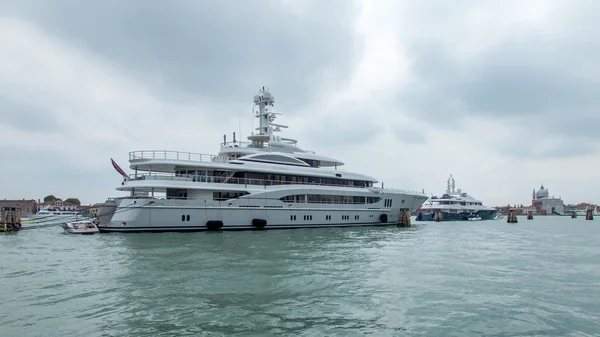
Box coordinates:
[248,86,290,146]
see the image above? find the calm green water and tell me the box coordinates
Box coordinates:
[2,216,599,336]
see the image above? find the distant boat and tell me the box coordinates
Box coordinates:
[416,175,497,221]
[21,205,83,228]
[557,206,599,217]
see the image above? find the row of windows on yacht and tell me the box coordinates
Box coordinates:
[168,190,384,204]
[435,201,483,205]
[135,170,375,188]
[279,194,382,204]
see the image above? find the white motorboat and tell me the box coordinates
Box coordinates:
[62,221,99,234]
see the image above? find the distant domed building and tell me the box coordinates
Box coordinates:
[531,184,565,215]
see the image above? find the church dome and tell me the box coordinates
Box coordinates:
[536,185,548,199]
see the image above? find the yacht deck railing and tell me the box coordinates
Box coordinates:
[124,173,424,194]
[220,142,316,154]
[129,150,232,163]
[220,141,260,149]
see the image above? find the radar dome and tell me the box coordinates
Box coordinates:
[253,94,260,103]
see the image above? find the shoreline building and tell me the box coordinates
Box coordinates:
[0,199,38,216]
[531,184,565,215]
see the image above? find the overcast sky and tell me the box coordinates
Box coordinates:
[1,0,599,206]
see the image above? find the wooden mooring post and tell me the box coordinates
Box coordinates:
[571,211,577,218]
[397,209,411,227]
[507,210,518,223]
[586,208,594,220]
[527,210,533,220]
[0,207,22,232]
[434,210,443,222]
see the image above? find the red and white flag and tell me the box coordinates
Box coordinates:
[110,158,127,177]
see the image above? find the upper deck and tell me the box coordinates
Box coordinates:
[128,149,348,176]
[118,172,426,196]
[129,150,231,163]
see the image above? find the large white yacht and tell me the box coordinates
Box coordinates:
[415,175,497,221]
[21,204,83,227]
[98,87,428,232]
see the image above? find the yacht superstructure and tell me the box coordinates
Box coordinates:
[416,175,497,221]
[99,87,428,232]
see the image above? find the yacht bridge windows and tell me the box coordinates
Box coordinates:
[296,158,320,168]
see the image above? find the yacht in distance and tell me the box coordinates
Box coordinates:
[21,203,83,228]
[415,175,497,221]
[98,87,428,232]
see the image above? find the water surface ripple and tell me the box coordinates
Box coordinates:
[1,217,599,336]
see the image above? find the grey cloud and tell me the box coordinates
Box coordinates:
[395,3,600,158]
[392,123,426,145]
[401,38,600,121]
[460,40,600,117]
[2,0,361,112]
[0,93,59,132]
[303,110,383,147]
[497,138,598,159]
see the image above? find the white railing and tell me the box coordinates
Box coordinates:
[104,195,391,205]
[129,150,232,163]
[220,141,258,149]
[127,173,372,189]
[124,173,423,194]
[380,187,428,195]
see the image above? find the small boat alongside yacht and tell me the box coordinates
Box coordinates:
[416,175,497,221]
[61,221,99,234]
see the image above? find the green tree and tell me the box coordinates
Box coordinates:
[65,198,81,206]
[43,195,59,202]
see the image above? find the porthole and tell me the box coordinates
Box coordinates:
[187,215,190,221]
[181,215,185,222]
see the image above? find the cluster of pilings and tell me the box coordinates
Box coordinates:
[571,211,577,218]
[0,207,22,231]
[434,211,443,222]
[397,209,411,227]
[527,211,534,220]
[507,210,518,223]
[586,209,594,220]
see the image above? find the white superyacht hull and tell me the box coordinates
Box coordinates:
[99,191,425,232]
